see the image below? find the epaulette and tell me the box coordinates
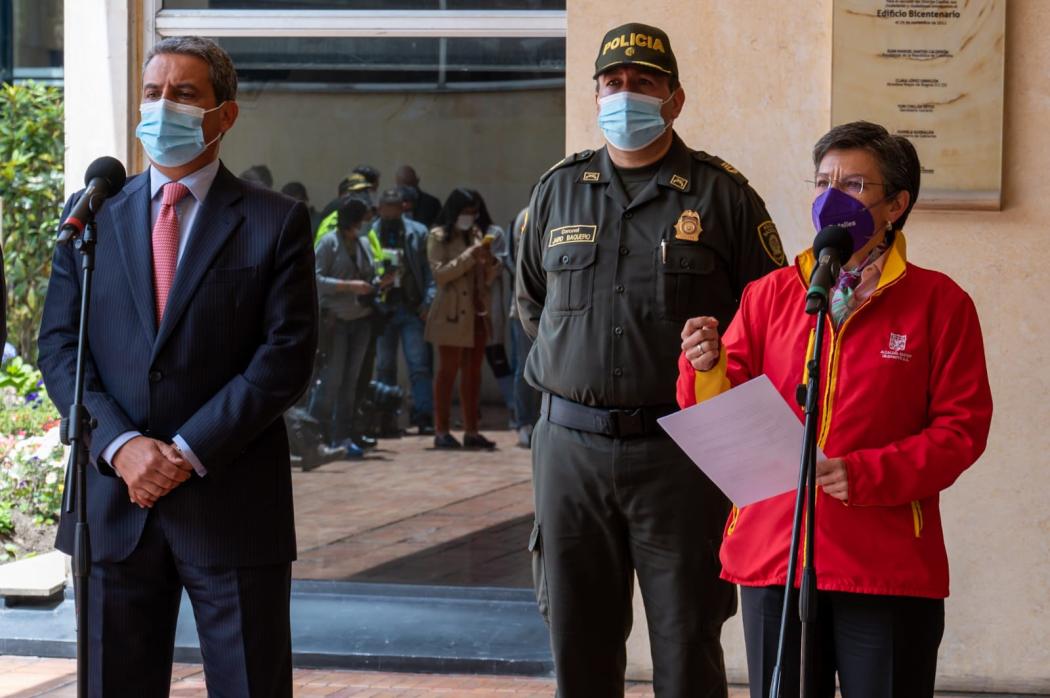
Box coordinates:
[539,149,596,184]
[692,151,749,187]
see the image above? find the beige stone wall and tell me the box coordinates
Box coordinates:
[568,1,1050,692]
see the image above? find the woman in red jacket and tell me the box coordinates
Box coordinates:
[677,121,992,698]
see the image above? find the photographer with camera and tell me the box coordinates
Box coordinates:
[366,188,437,436]
[309,198,390,457]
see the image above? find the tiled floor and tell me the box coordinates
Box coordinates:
[0,658,683,697]
[0,657,1013,698]
[291,427,535,586]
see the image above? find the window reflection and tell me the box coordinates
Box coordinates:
[4,0,64,84]
[213,36,563,588]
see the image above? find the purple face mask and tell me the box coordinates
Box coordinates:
[811,187,877,251]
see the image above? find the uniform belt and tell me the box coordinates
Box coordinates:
[541,393,676,439]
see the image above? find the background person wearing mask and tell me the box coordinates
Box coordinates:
[516,23,786,697]
[425,188,501,450]
[369,188,436,435]
[309,198,380,458]
[316,174,374,243]
[678,121,993,698]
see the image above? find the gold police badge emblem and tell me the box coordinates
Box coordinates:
[674,210,702,242]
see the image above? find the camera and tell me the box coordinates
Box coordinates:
[357,380,405,438]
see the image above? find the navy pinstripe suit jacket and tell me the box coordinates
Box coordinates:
[38,162,318,566]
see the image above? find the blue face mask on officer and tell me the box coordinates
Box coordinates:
[136,98,225,168]
[597,90,677,152]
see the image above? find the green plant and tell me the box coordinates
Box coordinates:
[0,81,65,363]
[0,428,66,531]
[0,356,44,398]
[0,386,59,437]
[0,501,13,536]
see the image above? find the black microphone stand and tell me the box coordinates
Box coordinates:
[768,271,834,698]
[59,219,98,698]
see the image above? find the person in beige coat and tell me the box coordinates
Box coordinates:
[425,188,501,449]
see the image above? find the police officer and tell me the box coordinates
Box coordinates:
[516,22,786,698]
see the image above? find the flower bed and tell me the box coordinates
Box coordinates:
[1,359,65,562]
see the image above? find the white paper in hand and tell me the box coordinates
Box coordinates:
[657,374,823,507]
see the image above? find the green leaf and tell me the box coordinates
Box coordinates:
[0,82,64,363]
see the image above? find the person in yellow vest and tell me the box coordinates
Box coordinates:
[315,174,374,244]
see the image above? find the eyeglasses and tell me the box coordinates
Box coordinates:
[807,176,886,196]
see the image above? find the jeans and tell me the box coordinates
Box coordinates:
[511,318,540,428]
[375,304,433,424]
[309,316,372,444]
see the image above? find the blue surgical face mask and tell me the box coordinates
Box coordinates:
[135,98,224,168]
[597,90,675,152]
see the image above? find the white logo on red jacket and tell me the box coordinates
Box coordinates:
[882,332,911,362]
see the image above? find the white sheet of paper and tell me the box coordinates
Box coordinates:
[658,374,824,507]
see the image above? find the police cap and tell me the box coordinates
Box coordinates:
[339,172,372,194]
[593,23,677,80]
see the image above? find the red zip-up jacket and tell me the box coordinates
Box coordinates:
[676,233,992,598]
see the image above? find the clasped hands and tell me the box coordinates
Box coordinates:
[680,315,849,502]
[111,436,194,509]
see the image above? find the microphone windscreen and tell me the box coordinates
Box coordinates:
[84,156,127,196]
[812,225,854,266]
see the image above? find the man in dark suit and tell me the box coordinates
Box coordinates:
[37,36,317,697]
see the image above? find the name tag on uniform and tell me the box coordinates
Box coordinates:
[548,225,598,247]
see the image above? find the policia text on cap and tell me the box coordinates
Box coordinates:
[515,22,786,698]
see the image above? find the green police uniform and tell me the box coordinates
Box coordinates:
[515,22,786,698]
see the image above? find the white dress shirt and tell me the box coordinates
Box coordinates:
[100,159,223,477]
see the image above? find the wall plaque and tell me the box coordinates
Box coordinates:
[832,0,1006,209]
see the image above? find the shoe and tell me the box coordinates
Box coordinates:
[463,433,496,450]
[353,434,378,450]
[433,433,462,449]
[338,440,365,459]
[516,425,533,449]
[417,424,435,436]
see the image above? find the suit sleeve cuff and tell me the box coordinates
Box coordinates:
[100,431,141,475]
[173,434,208,477]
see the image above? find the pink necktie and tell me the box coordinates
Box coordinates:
[152,182,190,325]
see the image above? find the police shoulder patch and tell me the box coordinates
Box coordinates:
[540,149,596,184]
[692,151,749,187]
[757,220,787,266]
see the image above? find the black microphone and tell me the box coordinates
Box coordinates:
[805,225,854,315]
[57,156,128,245]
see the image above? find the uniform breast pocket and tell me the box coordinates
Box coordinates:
[542,243,598,315]
[655,243,717,322]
